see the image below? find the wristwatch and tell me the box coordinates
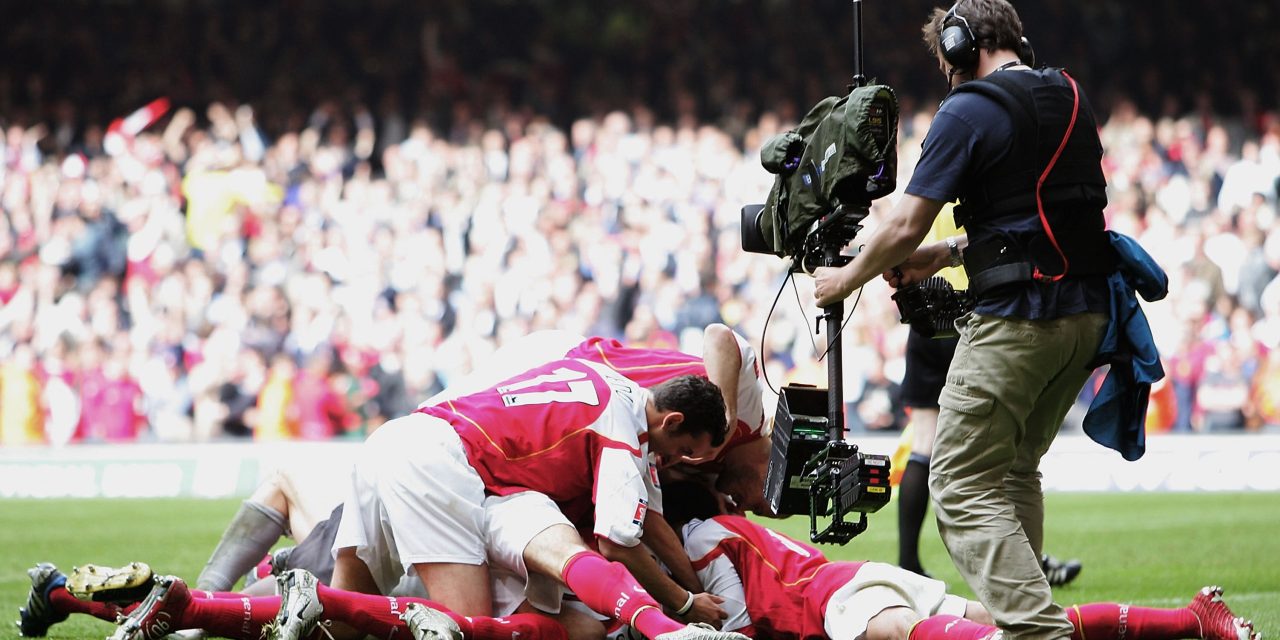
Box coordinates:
[946,236,963,268]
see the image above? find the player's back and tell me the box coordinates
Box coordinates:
[567,337,708,386]
[569,336,765,447]
[417,358,647,503]
[685,515,863,640]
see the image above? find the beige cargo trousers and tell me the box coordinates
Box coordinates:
[930,311,1108,640]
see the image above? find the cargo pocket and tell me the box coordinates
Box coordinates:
[936,385,1000,465]
[938,386,996,436]
[938,386,994,417]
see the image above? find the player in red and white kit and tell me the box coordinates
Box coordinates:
[103,362,746,640]
[430,324,771,515]
[426,326,772,629]
[267,359,749,640]
[662,483,1258,640]
[91,327,760,640]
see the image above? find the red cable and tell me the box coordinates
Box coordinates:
[1032,70,1081,282]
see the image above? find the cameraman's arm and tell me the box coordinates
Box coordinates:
[813,194,947,306]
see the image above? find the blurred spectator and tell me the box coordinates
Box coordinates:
[292,347,357,441]
[254,352,296,442]
[0,343,44,445]
[1250,349,1280,431]
[846,351,906,434]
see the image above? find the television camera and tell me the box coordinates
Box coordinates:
[739,0,898,544]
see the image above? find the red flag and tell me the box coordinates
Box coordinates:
[105,98,171,156]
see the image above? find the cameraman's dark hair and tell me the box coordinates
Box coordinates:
[922,0,1024,60]
[651,375,728,448]
[661,480,724,528]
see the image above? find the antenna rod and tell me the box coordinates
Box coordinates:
[851,0,867,88]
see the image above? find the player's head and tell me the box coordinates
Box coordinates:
[660,480,724,530]
[649,375,728,464]
[923,0,1024,77]
[715,455,770,516]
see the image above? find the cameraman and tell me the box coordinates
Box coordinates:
[814,1,1112,638]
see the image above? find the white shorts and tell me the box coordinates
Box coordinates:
[484,490,574,615]
[424,330,586,406]
[333,413,488,595]
[824,562,969,640]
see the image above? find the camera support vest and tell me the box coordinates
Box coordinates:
[950,68,1116,295]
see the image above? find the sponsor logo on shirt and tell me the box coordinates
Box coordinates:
[632,497,649,527]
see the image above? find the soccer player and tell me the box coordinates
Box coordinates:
[49,366,747,640]
[192,325,767,599]
[14,561,581,640]
[266,361,747,640]
[194,464,346,593]
[655,482,1258,640]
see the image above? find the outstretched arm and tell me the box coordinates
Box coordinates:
[813,193,946,306]
[642,509,704,594]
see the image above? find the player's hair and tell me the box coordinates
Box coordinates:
[661,480,723,528]
[922,0,1023,59]
[651,374,728,447]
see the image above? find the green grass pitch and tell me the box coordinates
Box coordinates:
[1,492,1276,639]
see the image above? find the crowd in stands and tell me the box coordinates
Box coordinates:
[2,2,1279,445]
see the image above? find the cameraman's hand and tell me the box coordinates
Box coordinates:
[882,242,948,288]
[814,265,856,307]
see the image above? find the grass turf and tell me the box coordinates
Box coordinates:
[1,492,1276,639]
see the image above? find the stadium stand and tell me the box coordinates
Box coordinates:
[1,1,1277,447]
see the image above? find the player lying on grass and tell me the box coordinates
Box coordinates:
[194,325,770,600]
[18,485,740,640]
[14,561,590,640]
[627,481,1259,640]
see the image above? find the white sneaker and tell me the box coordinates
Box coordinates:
[399,602,463,640]
[270,570,323,640]
[654,623,751,640]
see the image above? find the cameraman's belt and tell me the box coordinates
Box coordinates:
[968,261,1034,297]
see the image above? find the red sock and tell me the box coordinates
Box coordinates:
[178,592,281,640]
[312,584,568,640]
[561,551,682,638]
[48,587,125,623]
[253,555,274,581]
[312,583,414,638]
[191,589,246,599]
[1068,604,1202,640]
[469,613,569,640]
[908,615,1001,640]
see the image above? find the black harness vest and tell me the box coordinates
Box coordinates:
[949,69,1116,295]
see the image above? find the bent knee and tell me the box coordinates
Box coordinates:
[865,606,922,640]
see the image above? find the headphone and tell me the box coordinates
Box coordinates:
[939,2,1036,74]
[939,3,980,73]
